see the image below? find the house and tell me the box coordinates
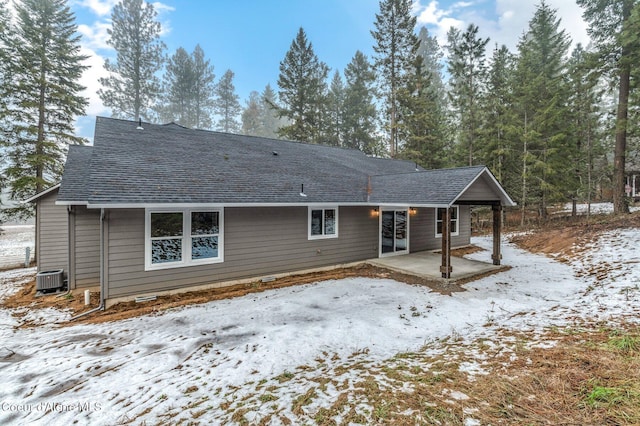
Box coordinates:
[26,117,515,308]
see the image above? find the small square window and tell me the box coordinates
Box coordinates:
[309,207,338,239]
[436,206,459,237]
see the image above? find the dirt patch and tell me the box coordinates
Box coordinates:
[509,210,640,262]
[2,264,468,326]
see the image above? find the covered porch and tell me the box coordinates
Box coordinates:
[368,247,507,283]
[371,166,516,280]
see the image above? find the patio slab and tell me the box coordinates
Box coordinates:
[367,250,507,283]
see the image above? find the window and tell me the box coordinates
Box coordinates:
[436,206,459,237]
[308,207,338,239]
[146,209,223,270]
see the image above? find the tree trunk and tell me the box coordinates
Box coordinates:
[613,61,630,215]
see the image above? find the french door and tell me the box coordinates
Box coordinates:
[380,209,408,256]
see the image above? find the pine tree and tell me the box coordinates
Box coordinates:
[577,0,639,214]
[446,24,489,167]
[259,84,283,139]
[514,0,572,220]
[399,27,449,169]
[481,44,516,190]
[416,26,447,108]
[325,71,345,146]
[0,2,13,206]
[241,91,263,136]
[398,55,446,169]
[191,44,215,129]
[159,47,195,125]
[276,27,329,143]
[98,0,166,121]
[213,69,241,133]
[4,0,88,219]
[566,44,607,218]
[343,51,379,154]
[157,45,215,128]
[371,0,418,157]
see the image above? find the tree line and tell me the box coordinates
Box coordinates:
[0,0,638,221]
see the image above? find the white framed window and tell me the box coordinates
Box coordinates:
[145,208,223,270]
[308,207,338,239]
[436,206,459,237]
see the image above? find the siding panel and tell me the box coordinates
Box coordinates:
[106,206,379,298]
[72,206,100,288]
[410,206,471,252]
[37,191,68,275]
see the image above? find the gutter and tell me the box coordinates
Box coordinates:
[69,208,105,321]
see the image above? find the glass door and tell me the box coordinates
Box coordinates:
[380,209,408,256]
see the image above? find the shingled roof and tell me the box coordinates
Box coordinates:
[51,117,514,207]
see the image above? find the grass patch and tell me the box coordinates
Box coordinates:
[607,335,640,353]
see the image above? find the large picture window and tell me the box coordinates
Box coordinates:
[436,206,459,237]
[308,207,338,239]
[146,209,223,270]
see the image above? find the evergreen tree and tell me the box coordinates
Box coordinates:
[259,84,283,139]
[399,27,449,169]
[4,0,88,219]
[343,51,379,154]
[241,91,263,136]
[446,24,489,166]
[480,44,517,191]
[325,71,345,146]
[98,0,166,121]
[158,47,194,125]
[276,27,329,143]
[567,43,607,217]
[191,44,215,129]
[157,44,215,128]
[514,0,572,220]
[0,2,13,205]
[416,26,447,108]
[577,0,639,214]
[213,69,241,133]
[371,0,418,157]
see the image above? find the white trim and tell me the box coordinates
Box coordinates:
[83,201,452,209]
[308,206,339,240]
[55,200,89,206]
[378,208,410,258]
[22,184,61,203]
[144,208,224,271]
[435,206,460,238]
[451,167,516,207]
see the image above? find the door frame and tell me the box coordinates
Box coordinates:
[378,206,410,258]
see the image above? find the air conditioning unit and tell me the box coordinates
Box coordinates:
[36,269,64,291]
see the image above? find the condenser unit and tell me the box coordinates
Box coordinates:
[36,269,64,291]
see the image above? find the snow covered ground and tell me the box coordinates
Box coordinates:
[0,225,35,269]
[559,201,640,215]
[0,231,638,425]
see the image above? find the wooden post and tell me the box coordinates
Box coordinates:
[440,207,452,278]
[492,203,502,266]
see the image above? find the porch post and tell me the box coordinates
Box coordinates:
[440,207,452,278]
[492,203,502,265]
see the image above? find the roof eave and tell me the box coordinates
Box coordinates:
[450,167,517,207]
[21,183,61,204]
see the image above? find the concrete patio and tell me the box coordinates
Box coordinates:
[367,250,507,283]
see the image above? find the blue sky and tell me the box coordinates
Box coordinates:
[69,0,590,141]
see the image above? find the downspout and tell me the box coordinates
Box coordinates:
[56,205,74,298]
[69,208,105,321]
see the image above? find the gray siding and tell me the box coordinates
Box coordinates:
[105,206,379,298]
[71,206,100,288]
[410,206,471,252]
[36,190,68,275]
[457,174,501,202]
